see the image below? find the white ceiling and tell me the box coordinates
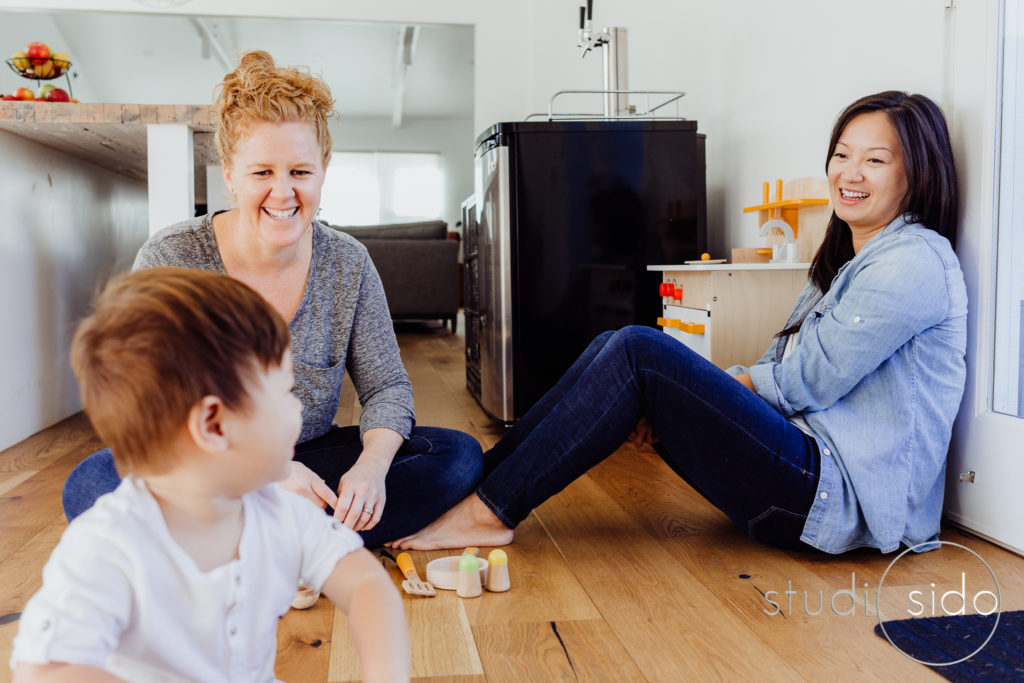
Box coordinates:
[41,11,474,119]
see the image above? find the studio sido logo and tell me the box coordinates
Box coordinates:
[876,541,1002,666]
[760,541,1001,666]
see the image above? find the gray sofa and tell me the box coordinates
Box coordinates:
[329,220,459,332]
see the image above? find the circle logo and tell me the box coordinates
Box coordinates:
[875,541,1001,666]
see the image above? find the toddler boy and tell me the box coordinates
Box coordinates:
[10,267,410,682]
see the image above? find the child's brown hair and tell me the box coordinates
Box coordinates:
[71,267,291,474]
[214,49,336,168]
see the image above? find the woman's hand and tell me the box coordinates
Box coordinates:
[334,427,404,532]
[734,372,755,391]
[280,461,339,510]
[335,458,389,532]
[629,416,659,449]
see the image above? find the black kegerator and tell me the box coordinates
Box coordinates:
[463,120,706,424]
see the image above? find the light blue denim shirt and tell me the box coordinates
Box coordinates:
[730,215,967,554]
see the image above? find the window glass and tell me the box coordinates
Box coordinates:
[319,152,442,226]
[992,0,1024,416]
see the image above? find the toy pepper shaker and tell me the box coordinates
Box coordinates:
[485,549,510,592]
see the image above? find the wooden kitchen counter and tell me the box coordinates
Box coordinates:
[0,101,216,188]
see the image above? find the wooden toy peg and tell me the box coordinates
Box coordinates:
[456,553,482,598]
[485,549,511,592]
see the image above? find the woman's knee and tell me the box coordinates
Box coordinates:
[612,325,663,345]
[446,430,485,487]
[446,430,485,479]
[62,448,121,522]
[412,427,484,489]
[602,325,671,363]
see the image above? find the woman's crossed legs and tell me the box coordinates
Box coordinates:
[390,326,819,550]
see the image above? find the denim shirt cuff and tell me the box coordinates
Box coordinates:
[749,362,790,414]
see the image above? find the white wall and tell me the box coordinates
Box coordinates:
[0,133,148,450]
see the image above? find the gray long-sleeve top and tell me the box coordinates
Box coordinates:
[133,214,415,444]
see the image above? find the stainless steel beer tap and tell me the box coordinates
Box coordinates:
[577,1,629,118]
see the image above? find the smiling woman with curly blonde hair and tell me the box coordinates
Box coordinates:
[62,50,483,551]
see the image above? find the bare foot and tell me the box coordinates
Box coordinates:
[385,494,514,550]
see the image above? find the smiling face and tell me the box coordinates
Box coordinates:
[222,120,326,248]
[827,111,910,236]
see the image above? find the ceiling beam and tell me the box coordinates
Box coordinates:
[392,25,419,128]
[189,17,234,74]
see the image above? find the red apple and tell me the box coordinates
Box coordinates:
[26,42,50,66]
[1,95,19,101]
[14,87,35,101]
[45,88,70,102]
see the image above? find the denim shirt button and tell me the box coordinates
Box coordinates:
[819,492,829,500]
[853,315,862,324]
[822,448,831,456]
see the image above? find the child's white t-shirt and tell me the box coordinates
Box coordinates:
[10,476,363,682]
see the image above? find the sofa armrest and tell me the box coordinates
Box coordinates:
[361,238,459,318]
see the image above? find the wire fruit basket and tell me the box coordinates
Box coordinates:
[5,56,74,97]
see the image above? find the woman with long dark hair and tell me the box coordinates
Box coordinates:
[392,91,968,555]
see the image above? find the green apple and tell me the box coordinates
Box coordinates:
[38,84,55,99]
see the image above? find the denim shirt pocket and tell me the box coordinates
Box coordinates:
[810,299,835,318]
[293,359,346,443]
[807,299,837,327]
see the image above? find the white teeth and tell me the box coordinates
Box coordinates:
[264,207,298,219]
[840,189,868,199]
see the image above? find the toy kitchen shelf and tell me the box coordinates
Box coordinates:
[0,101,216,200]
[649,262,809,370]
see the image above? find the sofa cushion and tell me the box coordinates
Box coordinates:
[332,220,447,241]
[360,238,459,317]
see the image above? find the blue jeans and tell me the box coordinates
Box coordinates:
[63,426,483,547]
[477,326,821,550]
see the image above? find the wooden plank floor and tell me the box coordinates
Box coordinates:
[1,318,1022,682]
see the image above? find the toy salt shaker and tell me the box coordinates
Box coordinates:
[456,553,482,598]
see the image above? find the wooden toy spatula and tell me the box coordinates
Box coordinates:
[396,552,436,596]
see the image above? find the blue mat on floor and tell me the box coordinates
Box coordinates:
[873,610,1024,681]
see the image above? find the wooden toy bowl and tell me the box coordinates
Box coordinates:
[426,555,489,590]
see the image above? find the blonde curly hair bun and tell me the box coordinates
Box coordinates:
[214,50,336,167]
